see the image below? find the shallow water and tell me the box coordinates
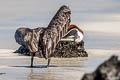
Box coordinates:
[84,31,120,49]
[0,49,120,80]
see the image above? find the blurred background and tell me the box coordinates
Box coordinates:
[0,0,120,49]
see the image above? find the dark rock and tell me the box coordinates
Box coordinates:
[81,55,120,80]
[53,40,88,57]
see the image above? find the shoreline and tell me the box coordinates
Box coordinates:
[0,49,120,80]
[0,48,120,57]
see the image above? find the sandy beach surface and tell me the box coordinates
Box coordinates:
[0,49,120,80]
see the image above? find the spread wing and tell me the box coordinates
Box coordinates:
[42,5,71,58]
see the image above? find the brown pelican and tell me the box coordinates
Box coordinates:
[15,5,71,67]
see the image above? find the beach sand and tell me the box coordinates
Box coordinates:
[0,49,120,80]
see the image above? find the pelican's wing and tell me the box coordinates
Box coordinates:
[42,5,71,58]
[30,27,45,53]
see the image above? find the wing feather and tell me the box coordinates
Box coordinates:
[42,5,71,58]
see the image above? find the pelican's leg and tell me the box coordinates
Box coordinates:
[31,52,35,68]
[47,58,51,67]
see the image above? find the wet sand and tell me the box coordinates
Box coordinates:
[0,49,120,80]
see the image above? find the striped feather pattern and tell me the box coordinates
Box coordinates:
[42,5,71,59]
[15,27,45,53]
